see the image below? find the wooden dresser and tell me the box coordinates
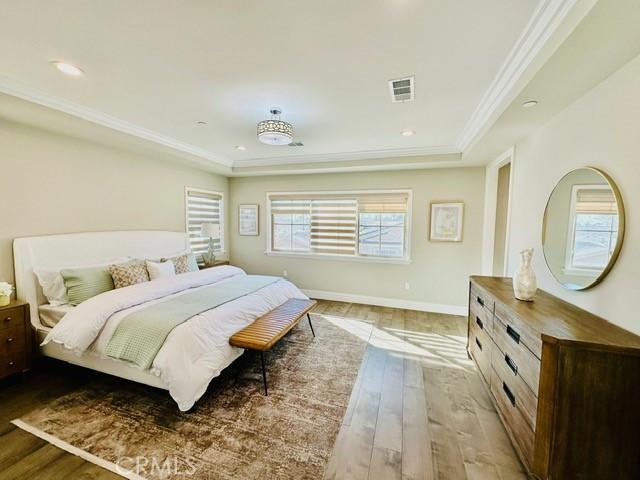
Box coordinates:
[0,300,32,380]
[468,276,640,479]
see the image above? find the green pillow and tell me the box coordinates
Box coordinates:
[60,266,115,306]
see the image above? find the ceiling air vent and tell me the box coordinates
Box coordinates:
[389,76,414,103]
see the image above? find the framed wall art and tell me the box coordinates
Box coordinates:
[429,202,464,242]
[239,204,259,236]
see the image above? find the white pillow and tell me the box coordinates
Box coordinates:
[146,260,176,281]
[34,268,68,306]
[34,256,131,306]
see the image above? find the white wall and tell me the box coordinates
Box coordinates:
[505,52,640,334]
[229,168,485,313]
[0,119,228,289]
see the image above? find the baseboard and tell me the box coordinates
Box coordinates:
[302,289,467,316]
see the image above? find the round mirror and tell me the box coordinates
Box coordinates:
[542,167,625,290]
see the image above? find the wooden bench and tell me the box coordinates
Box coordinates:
[229,298,317,395]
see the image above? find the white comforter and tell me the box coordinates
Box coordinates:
[42,266,307,411]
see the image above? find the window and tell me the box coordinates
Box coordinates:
[185,187,224,256]
[267,190,411,261]
[566,186,617,271]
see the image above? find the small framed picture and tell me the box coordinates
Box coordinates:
[430,202,464,242]
[239,205,259,236]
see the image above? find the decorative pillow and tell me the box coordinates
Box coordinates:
[109,260,150,289]
[34,257,131,306]
[145,260,176,281]
[60,266,115,306]
[34,268,69,306]
[161,253,198,274]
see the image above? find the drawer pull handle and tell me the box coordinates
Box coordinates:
[475,337,482,351]
[503,382,516,406]
[476,296,484,307]
[506,325,520,344]
[505,354,518,374]
[3,317,11,322]
[8,361,14,367]
[6,337,13,343]
[475,316,483,330]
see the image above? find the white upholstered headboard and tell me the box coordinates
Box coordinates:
[13,230,190,329]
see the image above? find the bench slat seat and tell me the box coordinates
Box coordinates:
[229,298,317,394]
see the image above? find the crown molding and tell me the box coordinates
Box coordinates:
[231,157,475,177]
[232,144,460,168]
[456,0,579,152]
[0,76,233,168]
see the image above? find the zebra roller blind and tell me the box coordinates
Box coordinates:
[268,190,410,259]
[185,188,224,256]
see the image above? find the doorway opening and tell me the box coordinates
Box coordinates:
[493,162,512,275]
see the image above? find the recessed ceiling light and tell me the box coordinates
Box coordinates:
[522,100,538,108]
[235,145,246,151]
[401,129,416,137]
[196,121,207,125]
[52,61,84,76]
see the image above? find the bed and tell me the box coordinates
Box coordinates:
[13,230,308,411]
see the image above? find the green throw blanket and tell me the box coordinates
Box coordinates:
[105,275,280,369]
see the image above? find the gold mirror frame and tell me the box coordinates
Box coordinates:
[542,167,625,291]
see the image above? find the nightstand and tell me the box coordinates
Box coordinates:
[199,260,230,270]
[0,300,32,380]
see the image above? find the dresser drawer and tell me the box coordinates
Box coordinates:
[491,367,535,467]
[470,299,493,336]
[469,318,492,384]
[492,315,541,394]
[495,301,542,357]
[492,346,538,430]
[470,283,495,314]
[0,307,24,331]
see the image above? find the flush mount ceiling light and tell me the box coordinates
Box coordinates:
[257,108,293,145]
[401,129,416,137]
[522,100,538,108]
[51,61,84,76]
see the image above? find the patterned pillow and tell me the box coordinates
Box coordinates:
[109,260,150,289]
[161,253,198,274]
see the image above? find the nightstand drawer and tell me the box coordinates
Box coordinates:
[0,307,24,330]
[0,353,25,377]
[0,325,26,356]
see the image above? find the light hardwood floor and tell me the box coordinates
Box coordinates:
[0,300,525,479]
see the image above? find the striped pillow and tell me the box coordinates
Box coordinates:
[60,266,115,306]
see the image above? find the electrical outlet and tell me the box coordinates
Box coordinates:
[404,282,410,290]
[283,270,288,277]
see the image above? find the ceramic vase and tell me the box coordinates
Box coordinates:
[0,295,9,307]
[513,248,537,301]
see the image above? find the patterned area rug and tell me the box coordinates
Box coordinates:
[15,314,369,479]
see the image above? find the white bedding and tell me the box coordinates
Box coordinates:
[42,266,307,411]
[38,304,74,327]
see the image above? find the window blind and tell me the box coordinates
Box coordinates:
[575,188,617,213]
[185,188,223,255]
[269,191,410,258]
